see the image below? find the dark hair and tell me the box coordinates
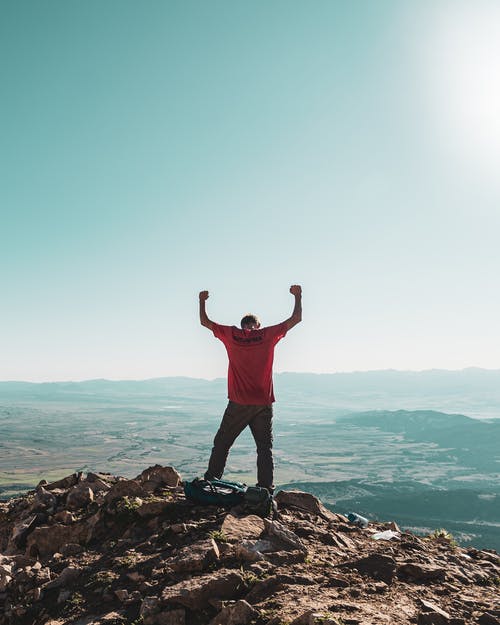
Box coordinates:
[240,314,260,329]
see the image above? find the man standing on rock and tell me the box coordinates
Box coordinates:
[199,285,302,493]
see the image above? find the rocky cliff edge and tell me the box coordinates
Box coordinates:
[0,465,499,625]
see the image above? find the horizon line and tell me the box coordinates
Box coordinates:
[1,365,500,385]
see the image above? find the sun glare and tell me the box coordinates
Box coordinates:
[421,1,500,187]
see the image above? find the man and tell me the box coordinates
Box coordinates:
[199,285,302,492]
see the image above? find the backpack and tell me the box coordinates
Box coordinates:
[184,478,246,506]
[184,478,274,517]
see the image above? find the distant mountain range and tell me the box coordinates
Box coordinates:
[2,367,500,394]
[2,368,500,417]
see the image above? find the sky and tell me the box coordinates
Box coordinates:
[1,0,500,382]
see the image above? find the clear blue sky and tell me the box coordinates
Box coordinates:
[2,0,500,381]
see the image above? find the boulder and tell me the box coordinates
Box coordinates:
[66,485,94,511]
[137,499,174,518]
[44,566,83,589]
[40,473,82,491]
[221,514,265,542]
[26,522,87,557]
[137,465,182,492]
[398,562,446,583]
[244,575,284,603]
[87,478,112,495]
[169,539,220,573]
[264,518,308,553]
[104,480,147,503]
[30,487,57,512]
[8,513,39,550]
[339,553,397,584]
[161,570,244,610]
[275,490,338,521]
[234,539,274,562]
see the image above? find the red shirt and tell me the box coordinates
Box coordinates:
[212,322,288,405]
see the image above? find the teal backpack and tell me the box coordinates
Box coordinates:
[184,478,274,517]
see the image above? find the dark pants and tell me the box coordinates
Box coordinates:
[205,401,274,489]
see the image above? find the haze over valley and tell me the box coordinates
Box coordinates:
[1,369,499,551]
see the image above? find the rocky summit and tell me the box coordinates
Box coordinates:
[0,466,499,625]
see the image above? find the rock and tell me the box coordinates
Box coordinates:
[169,539,219,573]
[8,514,38,549]
[235,539,274,562]
[416,599,451,624]
[115,589,129,602]
[266,549,308,565]
[31,486,57,512]
[31,586,42,601]
[44,566,82,589]
[156,609,186,625]
[87,478,112,494]
[57,588,72,604]
[324,575,350,588]
[419,600,450,618]
[26,522,87,557]
[141,596,161,623]
[54,510,77,524]
[0,563,12,591]
[104,480,147,503]
[61,542,85,556]
[42,473,82,491]
[137,465,182,492]
[276,572,318,586]
[161,571,245,610]
[128,571,146,582]
[290,611,340,625]
[339,553,397,584]
[34,566,52,584]
[209,599,259,625]
[263,518,308,552]
[86,471,115,483]
[137,499,175,518]
[418,613,450,625]
[275,490,337,521]
[66,485,94,510]
[398,562,446,583]
[126,590,142,603]
[325,531,356,551]
[244,575,284,603]
[478,614,500,625]
[221,514,265,542]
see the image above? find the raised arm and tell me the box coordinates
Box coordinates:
[285,284,302,330]
[199,290,215,331]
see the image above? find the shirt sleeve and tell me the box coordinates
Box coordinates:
[265,321,288,344]
[212,323,232,342]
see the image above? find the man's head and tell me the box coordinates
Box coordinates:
[240,314,261,330]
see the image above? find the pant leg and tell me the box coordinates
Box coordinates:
[205,401,251,480]
[249,404,274,490]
